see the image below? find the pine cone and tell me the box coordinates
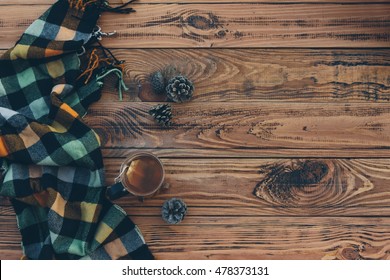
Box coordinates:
[149,104,172,127]
[161,198,187,224]
[150,71,166,95]
[166,75,194,103]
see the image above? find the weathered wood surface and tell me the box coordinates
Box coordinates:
[73,157,390,218]
[0,215,389,260]
[0,0,390,260]
[1,4,390,48]
[101,49,390,103]
[85,102,390,152]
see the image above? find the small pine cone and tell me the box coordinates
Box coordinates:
[150,71,166,95]
[162,198,187,224]
[166,75,194,103]
[149,104,172,127]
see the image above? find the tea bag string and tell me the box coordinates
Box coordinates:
[115,162,129,183]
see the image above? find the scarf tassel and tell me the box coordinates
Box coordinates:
[100,0,136,14]
[68,0,96,11]
[96,68,128,101]
[77,48,128,101]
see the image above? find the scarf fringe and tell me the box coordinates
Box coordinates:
[100,0,136,14]
[77,47,127,101]
[71,0,134,100]
[68,0,97,11]
[96,68,128,101]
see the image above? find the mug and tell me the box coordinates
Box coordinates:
[106,152,168,201]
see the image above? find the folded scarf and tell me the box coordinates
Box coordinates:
[0,0,154,260]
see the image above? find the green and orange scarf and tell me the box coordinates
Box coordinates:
[0,0,153,260]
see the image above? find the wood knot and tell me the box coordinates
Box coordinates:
[253,160,330,205]
[323,244,368,260]
[254,159,374,207]
[187,13,220,30]
[290,160,328,185]
[215,30,226,38]
[341,248,360,260]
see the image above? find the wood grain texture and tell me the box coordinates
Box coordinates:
[1,0,390,261]
[0,215,389,260]
[128,216,390,260]
[106,158,390,216]
[0,250,21,260]
[84,102,390,152]
[97,49,390,103]
[1,4,390,48]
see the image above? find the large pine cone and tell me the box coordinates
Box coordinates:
[162,198,187,224]
[166,75,194,103]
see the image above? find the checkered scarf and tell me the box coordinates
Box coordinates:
[0,0,154,260]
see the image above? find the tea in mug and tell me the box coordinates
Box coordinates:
[123,154,164,196]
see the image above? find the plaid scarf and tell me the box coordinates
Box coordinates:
[0,0,154,260]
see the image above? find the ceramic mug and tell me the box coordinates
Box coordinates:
[106,152,168,201]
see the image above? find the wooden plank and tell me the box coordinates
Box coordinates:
[91,3,390,48]
[124,216,390,260]
[1,4,390,48]
[96,49,390,103]
[104,158,390,216]
[84,102,390,152]
[0,250,21,260]
[0,215,389,259]
[3,158,389,216]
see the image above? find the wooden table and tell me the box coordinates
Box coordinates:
[1,0,390,260]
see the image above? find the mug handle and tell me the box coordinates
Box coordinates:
[106,182,129,200]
